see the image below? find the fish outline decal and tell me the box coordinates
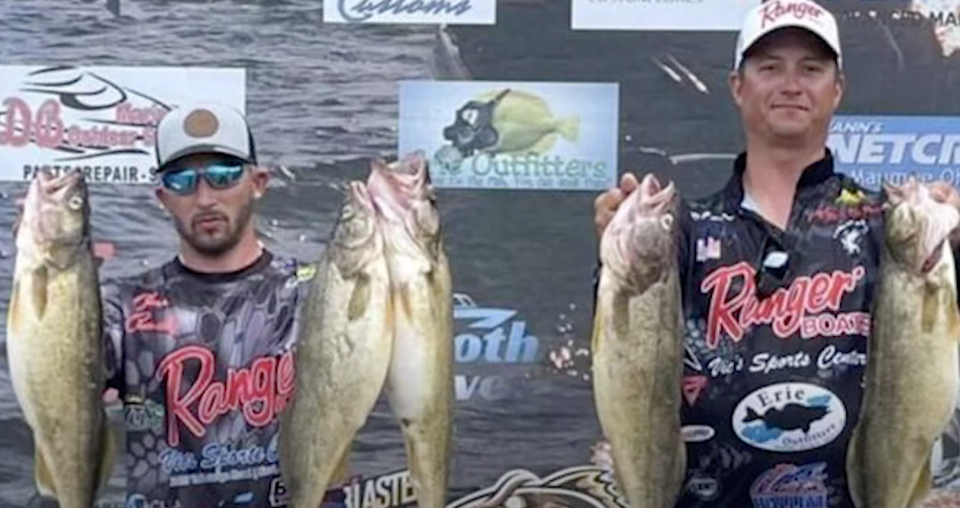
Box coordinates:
[732,382,847,453]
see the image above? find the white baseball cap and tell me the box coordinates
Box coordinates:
[734,0,842,70]
[154,102,257,172]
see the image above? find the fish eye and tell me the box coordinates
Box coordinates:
[68,195,84,210]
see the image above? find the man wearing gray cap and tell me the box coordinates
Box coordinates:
[19,102,350,507]
[593,0,960,507]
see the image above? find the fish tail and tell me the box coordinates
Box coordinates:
[909,458,934,508]
[34,446,56,498]
[401,414,452,508]
[845,425,865,508]
[555,115,580,143]
[743,407,760,422]
[292,442,353,508]
[96,417,117,493]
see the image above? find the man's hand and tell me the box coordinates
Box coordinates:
[594,173,640,239]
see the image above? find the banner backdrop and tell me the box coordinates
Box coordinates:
[0,65,246,184]
[3,0,960,508]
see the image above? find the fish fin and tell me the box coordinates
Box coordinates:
[96,421,117,493]
[347,274,371,322]
[908,460,934,508]
[555,115,580,143]
[400,422,425,505]
[845,427,864,508]
[34,447,56,498]
[399,418,450,508]
[331,448,353,486]
[589,299,604,357]
[30,265,49,320]
[527,133,558,155]
[8,280,22,337]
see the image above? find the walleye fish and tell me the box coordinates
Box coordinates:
[367,151,454,508]
[278,180,394,508]
[591,173,686,508]
[846,176,960,508]
[6,169,114,507]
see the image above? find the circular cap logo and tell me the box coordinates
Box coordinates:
[183,109,219,138]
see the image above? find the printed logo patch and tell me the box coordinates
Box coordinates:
[683,375,708,406]
[681,424,716,443]
[750,462,829,508]
[732,382,846,452]
[687,475,721,501]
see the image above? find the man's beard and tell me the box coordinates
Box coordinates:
[174,199,255,257]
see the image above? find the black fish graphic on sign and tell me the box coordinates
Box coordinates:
[743,403,830,434]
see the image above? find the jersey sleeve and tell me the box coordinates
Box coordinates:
[101,281,126,397]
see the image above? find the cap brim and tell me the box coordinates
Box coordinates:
[739,25,841,69]
[157,144,254,172]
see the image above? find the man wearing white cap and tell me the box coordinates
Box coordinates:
[16,102,350,507]
[592,0,960,507]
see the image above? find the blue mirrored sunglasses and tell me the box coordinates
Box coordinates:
[160,163,246,195]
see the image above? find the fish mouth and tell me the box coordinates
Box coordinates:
[635,173,677,218]
[603,172,677,242]
[883,176,960,273]
[33,168,87,213]
[347,180,376,213]
[366,151,429,219]
[37,168,84,195]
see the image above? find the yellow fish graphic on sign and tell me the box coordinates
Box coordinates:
[442,88,580,157]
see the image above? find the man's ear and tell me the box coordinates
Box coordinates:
[833,69,845,110]
[729,69,744,108]
[250,165,270,199]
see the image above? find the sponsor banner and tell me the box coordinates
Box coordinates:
[452,293,545,403]
[323,0,496,25]
[828,115,960,191]
[0,65,246,184]
[570,0,762,31]
[398,80,619,191]
[853,3,960,57]
[327,462,631,508]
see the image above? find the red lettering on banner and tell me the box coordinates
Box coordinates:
[0,98,65,149]
[115,102,169,126]
[125,292,177,335]
[760,0,825,29]
[700,262,865,349]
[0,97,160,151]
[156,345,296,447]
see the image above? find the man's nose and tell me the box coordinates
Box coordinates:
[193,178,218,207]
[780,69,803,93]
